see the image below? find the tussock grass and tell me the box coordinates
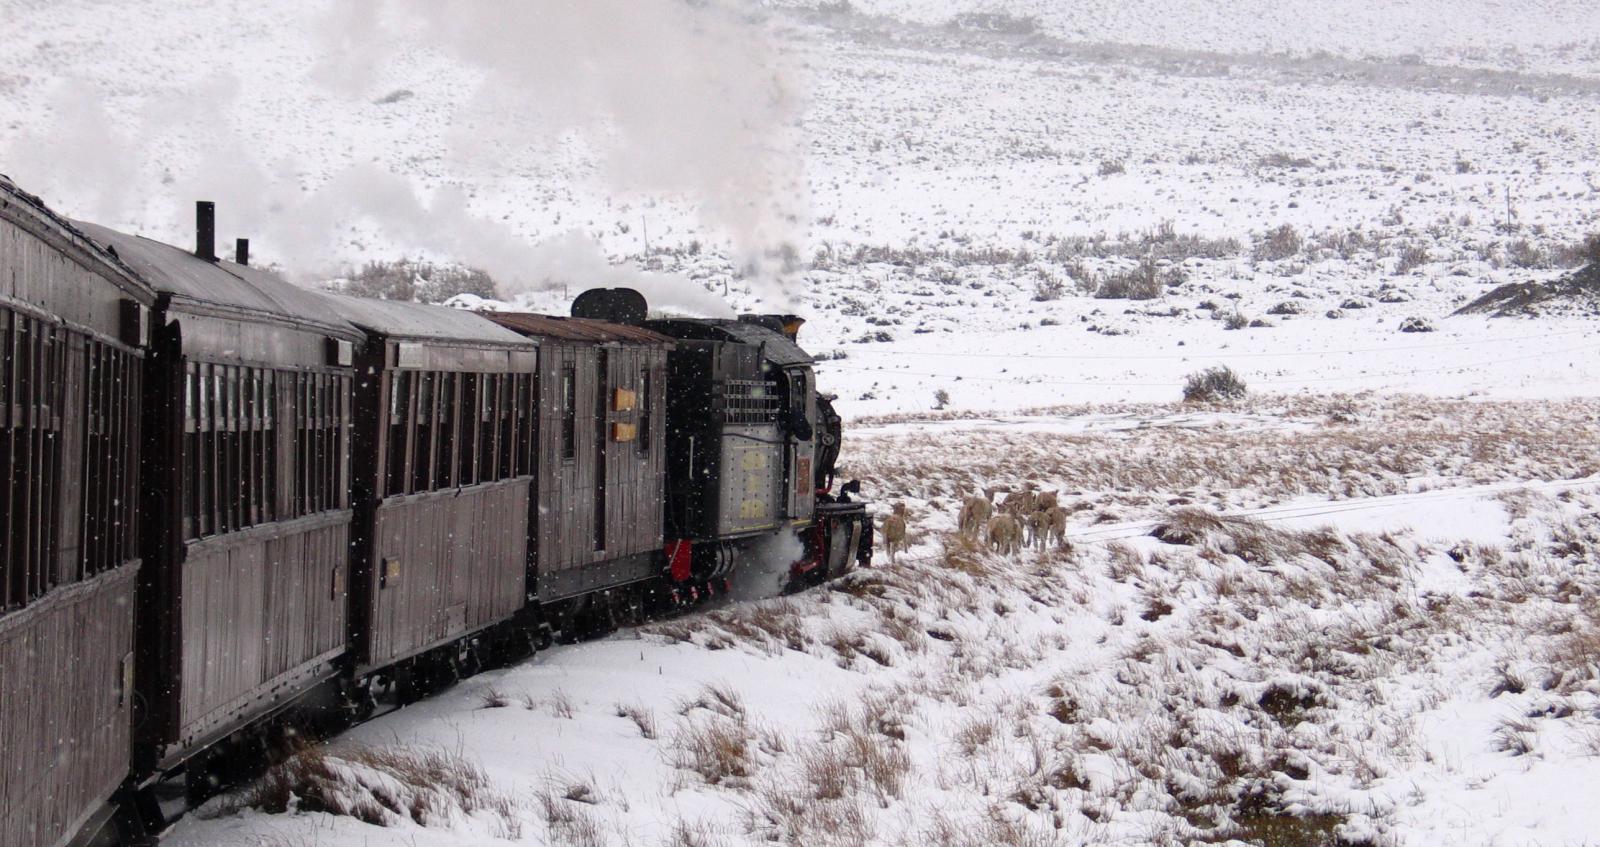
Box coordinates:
[240,744,519,836]
[615,702,659,740]
[671,718,754,787]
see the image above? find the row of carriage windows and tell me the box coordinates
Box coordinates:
[3,336,663,607]
[181,365,349,541]
[1,308,140,611]
[384,370,536,498]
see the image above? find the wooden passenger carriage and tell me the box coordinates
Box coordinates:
[75,212,363,770]
[479,312,672,602]
[0,178,155,847]
[329,297,540,672]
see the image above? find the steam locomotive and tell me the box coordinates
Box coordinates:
[0,177,871,847]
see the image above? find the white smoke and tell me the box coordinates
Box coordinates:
[1,0,807,309]
[727,529,807,604]
[389,0,809,302]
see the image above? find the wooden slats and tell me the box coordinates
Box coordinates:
[365,482,529,665]
[0,202,148,847]
[0,568,137,847]
[531,342,667,589]
[175,518,350,742]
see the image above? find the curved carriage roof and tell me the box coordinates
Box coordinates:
[71,219,360,339]
[0,176,155,302]
[479,311,673,346]
[324,295,534,348]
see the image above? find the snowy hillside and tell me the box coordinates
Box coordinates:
[5,0,1598,416]
[765,0,1600,76]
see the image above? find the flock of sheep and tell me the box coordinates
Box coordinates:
[878,488,1070,562]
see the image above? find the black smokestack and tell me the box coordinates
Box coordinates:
[195,201,216,262]
[235,238,250,266]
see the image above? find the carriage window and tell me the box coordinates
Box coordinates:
[561,367,576,461]
[638,367,651,456]
[516,373,535,476]
[1,312,71,608]
[493,374,512,480]
[386,371,410,497]
[413,372,434,492]
[434,372,457,488]
[80,338,140,579]
[458,373,479,486]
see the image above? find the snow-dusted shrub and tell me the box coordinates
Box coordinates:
[1310,228,1369,261]
[1395,244,1429,275]
[949,11,1039,34]
[1031,274,1066,301]
[1398,316,1435,332]
[1506,238,1546,269]
[1095,259,1165,300]
[1223,311,1250,330]
[1182,366,1248,403]
[1550,233,1600,268]
[1256,151,1314,169]
[1097,158,1126,176]
[1252,224,1303,262]
[342,259,498,303]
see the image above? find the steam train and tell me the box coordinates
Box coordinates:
[0,177,871,847]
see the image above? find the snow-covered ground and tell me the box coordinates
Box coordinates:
[5,1,1600,844]
[169,395,1600,847]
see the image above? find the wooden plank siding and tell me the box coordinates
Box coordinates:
[175,515,349,742]
[0,567,137,847]
[0,188,151,847]
[140,308,357,762]
[533,340,668,593]
[343,323,538,672]
[364,480,529,665]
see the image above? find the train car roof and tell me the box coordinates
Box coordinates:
[479,311,674,346]
[0,176,156,303]
[324,295,536,348]
[645,318,813,365]
[71,219,361,339]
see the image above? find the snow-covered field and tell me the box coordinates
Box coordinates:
[171,395,1600,847]
[5,0,1600,844]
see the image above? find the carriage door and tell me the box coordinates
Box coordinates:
[785,367,816,523]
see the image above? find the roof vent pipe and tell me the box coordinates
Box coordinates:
[235,238,250,266]
[195,201,216,262]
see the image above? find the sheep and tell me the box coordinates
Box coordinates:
[1044,506,1069,549]
[881,502,908,563]
[957,489,996,537]
[1000,489,1037,516]
[1034,490,1059,512]
[987,513,1022,556]
[1026,509,1051,549]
